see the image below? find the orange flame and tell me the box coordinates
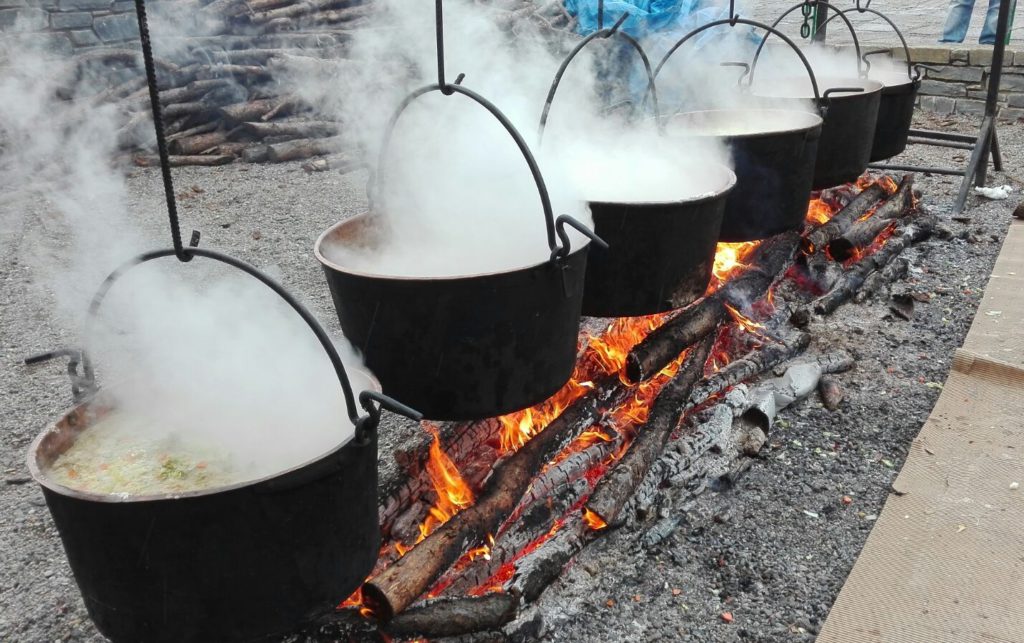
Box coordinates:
[583,508,608,531]
[711,241,760,290]
[806,197,836,225]
[724,303,766,334]
[339,586,375,619]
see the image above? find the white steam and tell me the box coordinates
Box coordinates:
[1,37,365,487]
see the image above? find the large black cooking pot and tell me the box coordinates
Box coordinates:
[316,83,604,420]
[25,247,420,643]
[581,165,735,317]
[667,109,822,242]
[752,76,883,189]
[869,70,918,161]
[821,7,922,161]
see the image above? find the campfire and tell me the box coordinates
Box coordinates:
[328,172,929,638]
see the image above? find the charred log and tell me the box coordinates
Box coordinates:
[586,335,715,526]
[364,376,623,620]
[811,212,937,316]
[626,231,801,383]
[828,175,915,262]
[801,182,888,255]
[854,257,910,303]
[384,594,518,638]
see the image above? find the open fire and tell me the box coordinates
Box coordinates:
[340,173,922,634]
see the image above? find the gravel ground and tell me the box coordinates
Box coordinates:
[1,110,1021,643]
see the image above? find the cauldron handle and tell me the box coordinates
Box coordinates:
[368,82,607,264]
[825,5,919,82]
[749,1,866,81]
[537,11,661,143]
[69,246,420,443]
[654,18,824,113]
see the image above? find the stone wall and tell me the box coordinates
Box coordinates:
[895,45,1024,121]
[0,0,140,53]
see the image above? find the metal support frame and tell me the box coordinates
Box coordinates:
[864,0,1013,213]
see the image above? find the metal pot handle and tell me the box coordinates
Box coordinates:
[750,1,866,80]
[537,11,661,142]
[367,0,607,265]
[654,17,824,115]
[27,245,421,444]
[826,6,918,81]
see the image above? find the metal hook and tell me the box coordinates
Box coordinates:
[551,214,609,262]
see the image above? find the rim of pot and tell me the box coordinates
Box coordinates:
[27,367,381,503]
[582,162,737,207]
[752,76,885,99]
[665,108,824,139]
[314,213,594,281]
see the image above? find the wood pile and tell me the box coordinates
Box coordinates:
[62,0,579,166]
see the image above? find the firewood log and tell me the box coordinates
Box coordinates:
[240,120,340,139]
[626,231,801,383]
[801,182,887,255]
[133,154,234,167]
[810,212,937,315]
[168,131,229,156]
[364,375,627,620]
[220,98,280,122]
[265,135,343,162]
[384,594,518,638]
[586,335,715,526]
[828,175,915,262]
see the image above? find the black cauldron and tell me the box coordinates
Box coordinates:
[667,109,822,242]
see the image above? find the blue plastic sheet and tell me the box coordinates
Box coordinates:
[564,0,727,40]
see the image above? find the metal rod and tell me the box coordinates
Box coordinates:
[867,163,966,176]
[991,127,1003,171]
[985,0,1013,118]
[955,115,994,212]
[906,137,975,150]
[812,2,828,41]
[908,128,977,143]
[435,0,447,91]
[598,0,604,30]
[751,1,866,82]
[132,0,187,262]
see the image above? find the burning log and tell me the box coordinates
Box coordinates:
[810,212,937,316]
[364,377,624,620]
[801,182,888,255]
[585,335,716,526]
[626,231,801,383]
[828,175,915,262]
[507,518,588,602]
[384,594,518,638]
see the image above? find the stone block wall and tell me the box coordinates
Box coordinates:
[0,0,140,53]
[894,45,1024,121]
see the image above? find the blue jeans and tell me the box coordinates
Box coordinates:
[939,0,1001,44]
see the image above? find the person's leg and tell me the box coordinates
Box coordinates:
[979,0,1003,44]
[940,0,977,42]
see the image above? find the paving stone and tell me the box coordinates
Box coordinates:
[57,0,109,10]
[67,27,98,46]
[92,11,135,41]
[926,65,984,82]
[954,98,986,115]
[970,48,994,66]
[49,9,90,28]
[919,95,956,115]
[0,6,45,29]
[906,46,951,64]
[919,79,967,97]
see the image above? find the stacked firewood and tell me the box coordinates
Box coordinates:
[297,173,935,640]
[63,0,578,167]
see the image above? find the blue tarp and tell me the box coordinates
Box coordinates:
[564,0,727,40]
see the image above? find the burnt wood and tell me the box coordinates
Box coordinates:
[801,182,887,255]
[827,175,915,262]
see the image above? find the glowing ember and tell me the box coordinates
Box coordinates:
[339,586,374,618]
[582,508,608,531]
[724,303,765,335]
[806,197,835,225]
